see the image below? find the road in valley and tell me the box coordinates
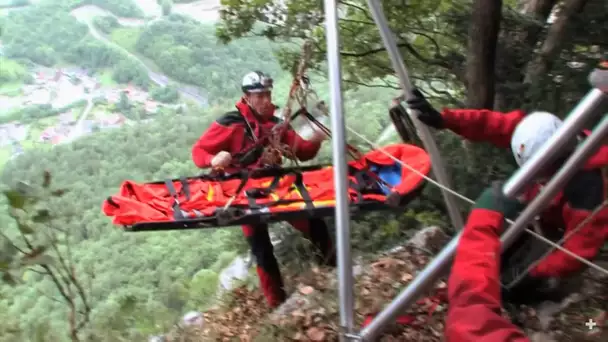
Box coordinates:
[62,96,94,143]
[69,6,209,108]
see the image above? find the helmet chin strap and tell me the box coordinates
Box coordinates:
[243,95,273,120]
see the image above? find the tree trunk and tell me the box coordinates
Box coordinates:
[524,0,590,84]
[518,0,558,19]
[492,0,559,111]
[517,0,560,56]
[465,0,503,108]
[463,0,503,170]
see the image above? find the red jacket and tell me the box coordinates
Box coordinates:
[446,208,530,342]
[192,99,322,173]
[442,109,608,278]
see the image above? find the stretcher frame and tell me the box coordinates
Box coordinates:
[120,156,428,232]
[320,1,608,341]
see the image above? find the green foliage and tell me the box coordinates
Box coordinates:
[91,15,119,35]
[2,4,89,66]
[0,100,88,125]
[0,57,31,84]
[110,57,150,88]
[88,0,144,18]
[134,17,288,104]
[0,108,248,340]
[1,3,149,87]
[150,85,180,103]
[210,251,238,273]
[0,172,93,342]
[187,268,219,309]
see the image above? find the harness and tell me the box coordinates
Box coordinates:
[216,109,277,169]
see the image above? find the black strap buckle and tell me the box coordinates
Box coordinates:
[246,188,272,199]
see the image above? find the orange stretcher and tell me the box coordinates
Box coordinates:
[102,143,431,231]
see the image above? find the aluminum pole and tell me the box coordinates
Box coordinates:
[588,69,608,93]
[501,115,608,248]
[502,89,607,198]
[323,0,355,339]
[366,0,465,232]
[360,112,608,342]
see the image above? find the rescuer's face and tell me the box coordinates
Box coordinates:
[246,91,274,119]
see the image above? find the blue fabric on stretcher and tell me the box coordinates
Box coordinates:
[369,162,402,195]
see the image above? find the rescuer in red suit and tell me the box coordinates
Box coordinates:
[406,89,608,303]
[191,71,336,308]
[446,184,532,341]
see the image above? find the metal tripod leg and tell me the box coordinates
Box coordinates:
[323,0,355,340]
[366,0,465,233]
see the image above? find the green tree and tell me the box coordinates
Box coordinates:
[117,91,131,112]
[1,172,91,342]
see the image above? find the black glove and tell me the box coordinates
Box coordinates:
[405,88,444,129]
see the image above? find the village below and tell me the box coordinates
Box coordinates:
[0,65,183,161]
[0,0,220,170]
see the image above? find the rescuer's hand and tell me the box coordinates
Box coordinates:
[211,151,232,168]
[474,181,525,221]
[405,88,444,129]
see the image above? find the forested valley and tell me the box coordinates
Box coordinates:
[1,0,607,341]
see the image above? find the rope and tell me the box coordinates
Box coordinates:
[261,41,315,167]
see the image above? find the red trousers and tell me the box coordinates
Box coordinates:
[242,218,336,308]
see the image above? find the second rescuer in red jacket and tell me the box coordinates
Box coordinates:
[191,71,336,308]
[446,183,532,342]
[406,89,608,300]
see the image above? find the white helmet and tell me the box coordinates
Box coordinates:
[241,71,273,93]
[510,111,564,167]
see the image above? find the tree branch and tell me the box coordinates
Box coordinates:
[344,79,401,90]
[524,0,590,84]
[0,231,26,254]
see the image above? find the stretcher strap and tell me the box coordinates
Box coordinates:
[294,172,314,211]
[164,177,191,220]
[165,179,184,220]
[245,172,314,212]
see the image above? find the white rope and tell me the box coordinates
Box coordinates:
[505,199,608,288]
[342,119,608,280]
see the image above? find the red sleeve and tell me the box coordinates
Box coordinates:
[191,121,236,168]
[282,128,322,162]
[441,109,526,148]
[531,169,608,277]
[446,208,530,342]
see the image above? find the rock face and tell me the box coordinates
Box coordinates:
[182,311,205,328]
[270,225,448,322]
[218,255,250,291]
